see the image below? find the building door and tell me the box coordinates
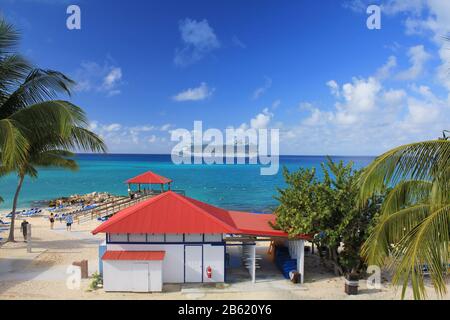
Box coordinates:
[131,262,149,292]
[185,245,203,283]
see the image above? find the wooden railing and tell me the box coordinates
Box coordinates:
[75,193,155,224]
[74,189,186,224]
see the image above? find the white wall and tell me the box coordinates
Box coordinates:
[202,244,225,283]
[103,260,163,292]
[107,243,225,283]
[108,243,184,283]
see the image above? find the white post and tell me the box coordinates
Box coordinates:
[26,224,32,253]
[297,240,305,284]
[251,245,256,283]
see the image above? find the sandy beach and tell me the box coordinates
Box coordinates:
[0,215,448,300]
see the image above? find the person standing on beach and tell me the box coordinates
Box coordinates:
[65,214,73,231]
[21,220,29,242]
[49,213,55,229]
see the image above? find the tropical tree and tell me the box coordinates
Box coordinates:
[359,138,450,299]
[0,18,107,241]
[275,157,382,276]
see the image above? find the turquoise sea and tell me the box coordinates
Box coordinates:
[0,154,374,212]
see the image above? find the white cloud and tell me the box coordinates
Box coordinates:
[376,55,397,79]
[89,121,175,153]
[104,123,122,132]
[160,123,173,131]
[252,77,272,100]
[396,45,431,80]
[249,108,273,129]
[102,67,122,90]
[174,18,220,66]
[369,1,450,90]
[172,82,214,102]
[74,60,123,97]
[326,80,341,97]
[272,99,281,109]
[280,72,449,155]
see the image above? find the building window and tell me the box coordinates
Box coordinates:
[165,234,183,242]
[147,234,165,242]
[128,234,146,243]
[109,233,128,242]
[204,234,223,242]
[184,234,203,242]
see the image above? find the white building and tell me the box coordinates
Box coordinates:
[93,190,308,292]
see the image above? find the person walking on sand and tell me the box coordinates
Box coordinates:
[21,220,29,242]
[49,213,55,230]
[65,214,73,231]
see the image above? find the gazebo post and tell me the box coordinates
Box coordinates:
[297,240,305,284]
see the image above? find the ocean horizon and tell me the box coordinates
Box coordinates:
[0,154,375,212]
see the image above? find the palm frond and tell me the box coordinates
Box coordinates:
[0,54,31,94]
[0,18,20,54]
[391,204,450,300]
[362,204,430,267]
[382,180,433,216]
[32,150,79,171]
[64,127,107,153]
[10,100,88,141]
[0,118,29,169]
[0,69,75,118]
[358,140,450,203]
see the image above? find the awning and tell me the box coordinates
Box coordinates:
[102,251,166,261]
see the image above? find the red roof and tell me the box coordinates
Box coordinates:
[102,251,165,261]
[92,191,239,234]
[228,211,293,238]
[126,171,172,185]
[92,191,310,239]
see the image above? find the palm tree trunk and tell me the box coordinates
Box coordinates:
[7,175,25,242]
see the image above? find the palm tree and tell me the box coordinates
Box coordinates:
[359,138,449,299]
[0,18,107,241]
[0,19,33,168]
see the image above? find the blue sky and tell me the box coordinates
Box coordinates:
[1,0,449,155]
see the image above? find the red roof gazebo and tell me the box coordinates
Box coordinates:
[126,171,173,194]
